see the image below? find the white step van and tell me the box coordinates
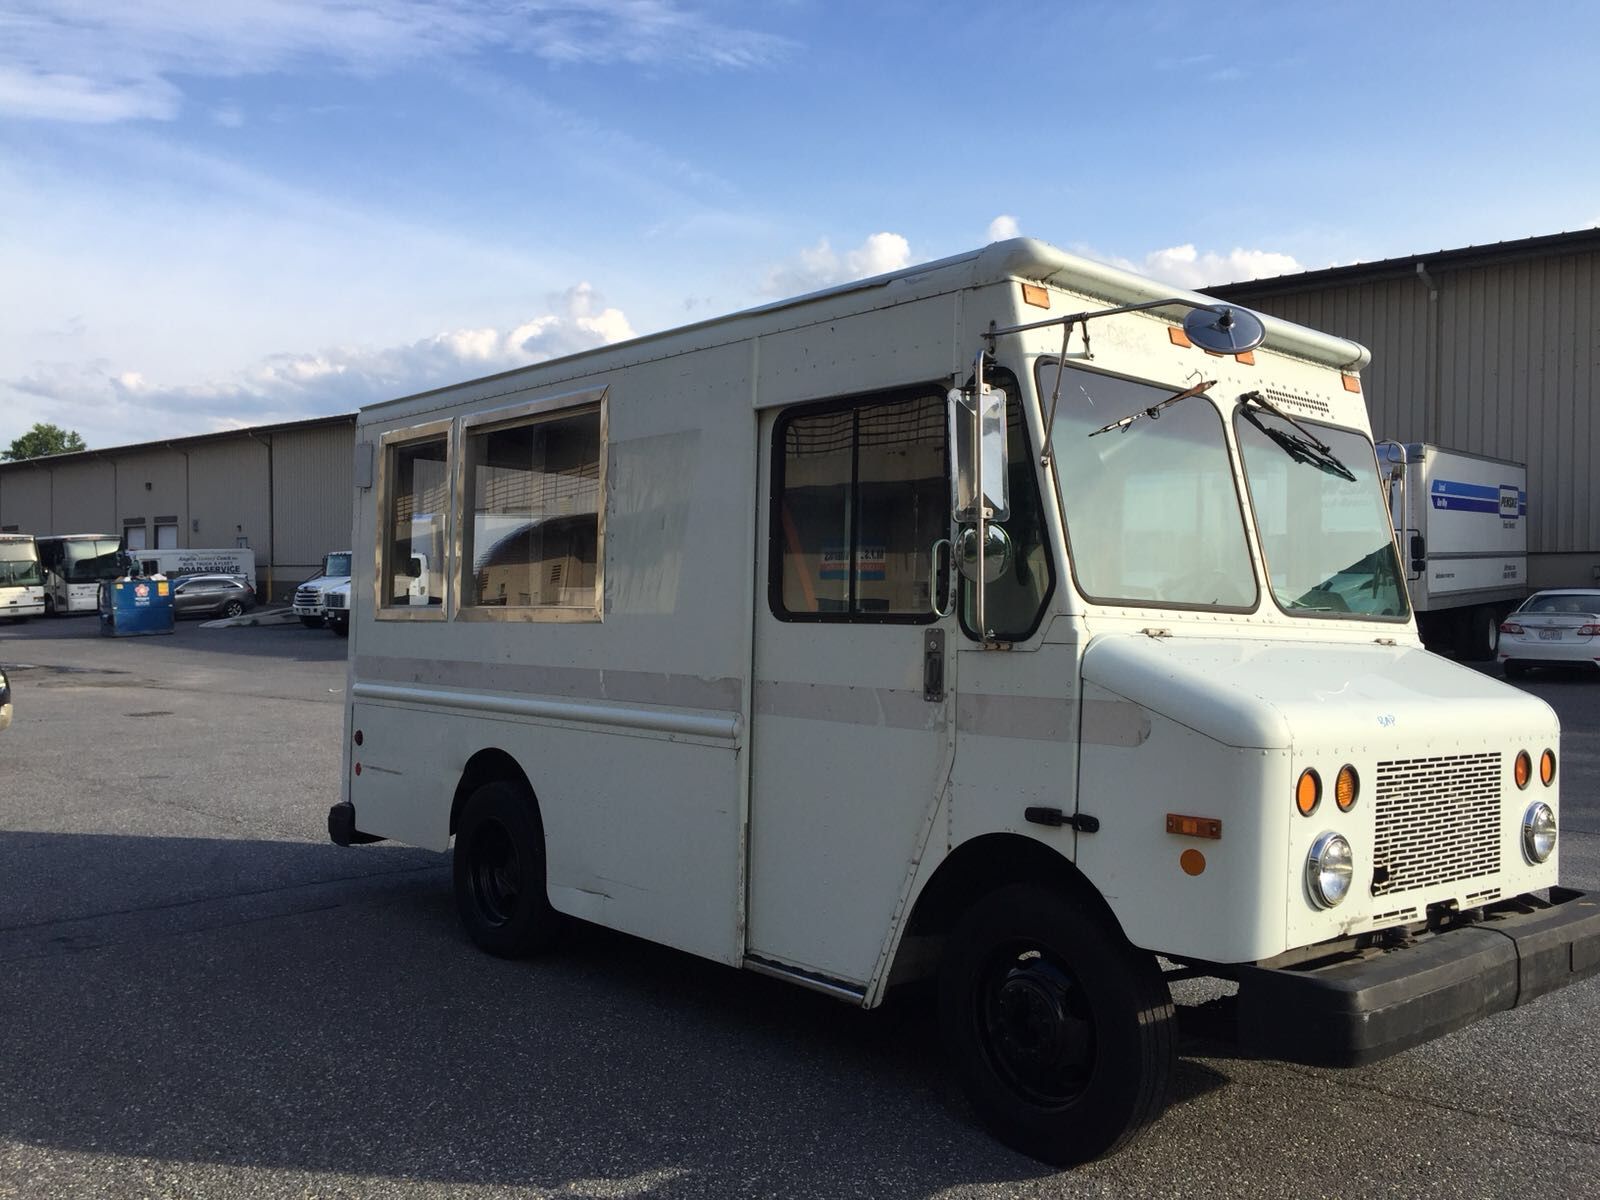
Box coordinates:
[329,238,1597,1164]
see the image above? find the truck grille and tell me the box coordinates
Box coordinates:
[295,586,321,606]
[324,593,346,610]
[1371,753,1501,896]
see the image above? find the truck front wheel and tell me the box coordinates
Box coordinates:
[299,615,324,629]
[939,883,1174,1165]
[452,780,562,958]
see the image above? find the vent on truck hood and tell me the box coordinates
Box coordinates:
[1259,387,1332,419]
[1371,753,1501,897]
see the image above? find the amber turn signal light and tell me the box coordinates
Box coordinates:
[1540,749,1556,786]
[1335,765,1359,812]
[1514,751,1532,790]
[1296,769,1321,816]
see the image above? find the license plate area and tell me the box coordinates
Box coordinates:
[1538,629,1562,641]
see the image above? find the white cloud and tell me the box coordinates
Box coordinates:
[762,232,914,296]
[1124,244,1305,289]
[4,284,636,448]
[0,0,793,123]
[988,214,1020,242]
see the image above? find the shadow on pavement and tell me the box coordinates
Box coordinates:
[0,830,1233,1196]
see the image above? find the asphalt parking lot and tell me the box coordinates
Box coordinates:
[1,617,1598,1199]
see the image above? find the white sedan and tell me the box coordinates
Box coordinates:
[1498,589,1600,678]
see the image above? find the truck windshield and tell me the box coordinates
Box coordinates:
[63,539,125,583]
[1043,364,1257,609]
[1234,407,1408,619]
[325,553,352,576]
[0,543,42,586]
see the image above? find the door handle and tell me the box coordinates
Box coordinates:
[923,629,946,702]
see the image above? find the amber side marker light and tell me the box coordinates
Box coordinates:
[1296,769,1321,816]
[1167,814,1223,839]
[1021,283,1050,309]
[1540,749,1556,786]
[1335,765,1359,812]
[1514,751,1532,790]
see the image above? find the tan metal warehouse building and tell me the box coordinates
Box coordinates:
[1213,227,1600,589]
[0,414,356,600]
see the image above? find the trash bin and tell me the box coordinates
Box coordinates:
[99,576,175,637]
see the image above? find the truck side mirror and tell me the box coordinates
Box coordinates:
[949,383,1010,522]
[1409,533,1425,573]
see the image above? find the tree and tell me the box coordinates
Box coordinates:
[4,423,87,461]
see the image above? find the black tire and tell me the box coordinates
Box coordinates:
[299,615,324,629]
[222,600,245,618]
[939,883,1174,1166]
[1460,606,1499,662]
[330,619,348,638]
[452,780,561,958]
[43,594,55,617]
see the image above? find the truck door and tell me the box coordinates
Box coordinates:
[748,386,957,989]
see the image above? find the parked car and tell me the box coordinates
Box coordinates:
[0,664,11,732]
[1497,589,1600,677]
[170,574,256,619]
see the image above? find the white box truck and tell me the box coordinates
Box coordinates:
[132,547,256,582]
[292,551,352,628]
[327,238,1596,1165]
[1380,443,1527,660]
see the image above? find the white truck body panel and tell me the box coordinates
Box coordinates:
[340,238,1562,1001]
[1387,443,1527,611]
[132,547,256,581]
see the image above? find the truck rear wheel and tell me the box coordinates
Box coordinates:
[1460,606,1499,662]
[939,883,1174,1165]
[452,780,562,958]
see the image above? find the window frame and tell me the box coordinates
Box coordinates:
[1035,358,1262,615]
[374,417,454,622]
[453,385,608,624]
[768,382,952,626]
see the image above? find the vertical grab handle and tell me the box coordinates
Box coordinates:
[929,538,954,618]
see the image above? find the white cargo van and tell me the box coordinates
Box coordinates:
[1380,442,1527,660]
[328,238,1597,1164]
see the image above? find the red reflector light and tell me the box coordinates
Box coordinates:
[354,762,362,776]
[1500,622,1524,634]
[1166,813,1223,839]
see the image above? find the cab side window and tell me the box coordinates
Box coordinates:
[772,388,948,622]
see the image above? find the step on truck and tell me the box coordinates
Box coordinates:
[1381,442,1528,661]
[328,238,1598,1165]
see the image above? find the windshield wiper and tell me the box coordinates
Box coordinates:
[1088,379,1216,437]
[1237,392,1355,481]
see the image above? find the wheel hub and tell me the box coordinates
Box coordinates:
[983,954,1093,1102]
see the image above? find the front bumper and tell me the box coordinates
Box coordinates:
[1235,889,1600,1066]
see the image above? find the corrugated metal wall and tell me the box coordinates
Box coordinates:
[1221,246,1600,586]
[272,425,355,580]
[0,418,356,599]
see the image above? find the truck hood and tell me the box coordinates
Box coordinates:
[1081,634,1556,750]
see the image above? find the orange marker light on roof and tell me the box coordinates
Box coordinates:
[1021,283,1050,309]
[1168,327,1192,348]
[1342,374,1362,393]
[1235,350,1255,365]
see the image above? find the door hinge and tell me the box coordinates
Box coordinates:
[1024,807,1099,833]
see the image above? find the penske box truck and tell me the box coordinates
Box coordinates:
[1380,442,1527,660]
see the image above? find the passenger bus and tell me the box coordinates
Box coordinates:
[37,534,126,615]
[0,534,45,620]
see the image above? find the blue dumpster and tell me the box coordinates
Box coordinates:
[99,576,175,637]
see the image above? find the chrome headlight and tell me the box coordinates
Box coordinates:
[1522,802,1557,863]
[1306,832,1354,908]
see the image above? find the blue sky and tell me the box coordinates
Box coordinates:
[3,0,1597,450]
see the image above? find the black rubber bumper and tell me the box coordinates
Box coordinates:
[327,800,384,847]
[1235,889,1600,1067]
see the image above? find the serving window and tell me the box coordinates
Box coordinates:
[377,420,452,619]
[457,390,606,622]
